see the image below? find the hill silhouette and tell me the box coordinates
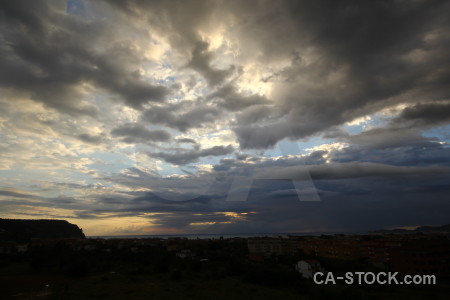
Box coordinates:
[372,223,450,234]
[0,218,85,241]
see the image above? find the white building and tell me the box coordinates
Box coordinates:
[176,249,195,259]
[295,259,324,279]
[16,244,28,253]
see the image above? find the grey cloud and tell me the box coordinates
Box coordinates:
[336,143,450,168]
[210,85,270,112]
[106,0,223,54]
[208,146,450,182]
[3,0,450,235]
[98,155,450,233]
[235,105,275,126]
[104,0,450,147]
[149,145,234,165]
[0,189,35,199]
[330,128,450,167]
[235,153,249,160]
[213,157,240,172]
[0,188,88,212]
[111,124,171,144]
[76,133,105,144]
[176,137,197,144]
[233,121,292,149]
[187,41,235,86]
[226,160,448,182]
[309,163,449,180]
[322,127,351,139]
[229,0,450,148]
[0,0,168,116]
[142,103,221,132]
[346,128,436,150]
[94,136,450,233]
[393,101,450,127]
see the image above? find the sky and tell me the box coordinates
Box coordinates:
[1,0,450,236]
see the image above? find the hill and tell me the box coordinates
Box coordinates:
[0,218,85,241]
[371,223,450,234]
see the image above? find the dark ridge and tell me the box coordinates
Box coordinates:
[370,223,450,234]
[0,218,85,241]
[416,224,450,232]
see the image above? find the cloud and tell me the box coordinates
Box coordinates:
[228,0,450,147]
[0,189,35,199]
[2,0,450,235]
[328,125,450,167]
[149,144,234,165]
[234,105,275,126]
[76,133,106,144]
[142,103,221,132]
[187,40,235,86]
[233,122,292,149]
[309,162,449,180]
[111,124,171,144]
[176,137,197,144]
[345,128,436,150]
[210,84,271,111]
[392,101,450,127]
[213,157,449,182]
[0,0,169,116]
[88,0,450,147]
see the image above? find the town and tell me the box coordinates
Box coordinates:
[1,224,449,299]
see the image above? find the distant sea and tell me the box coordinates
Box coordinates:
[88,232,361,240]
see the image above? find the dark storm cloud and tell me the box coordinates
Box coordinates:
[210,85,270,111]
[233,122,292,149]
[217,159,449,182]
[229,0,450,148]
[393,101,450,127]
[0,188,83,211]
[234,105,275,126]
[187,41,235,86]
[76,133,106,144]
[149,144,234,165]
[3,0,450,234]
[85,136,450,232]
[106,0,218,49]
[111,124,171,144]
[0,189,35,199]
[96,158,450,233]
[102,0,450,147]
[308,162,448,180]
[326,123,450,167]
[176,137,197,144]
[0,0,168,116]
[346,128,436,150]
[142,103,221,132]
[241,180,450,233]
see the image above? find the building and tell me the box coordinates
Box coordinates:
[247,237,298,257]
[388,239,450,275]
[295,259,324,279]
[176,249,196,259]
[298,236,362,260]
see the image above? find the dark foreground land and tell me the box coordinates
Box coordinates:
[1,235,450,300]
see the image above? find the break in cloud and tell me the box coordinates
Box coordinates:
[1,0,449,236]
